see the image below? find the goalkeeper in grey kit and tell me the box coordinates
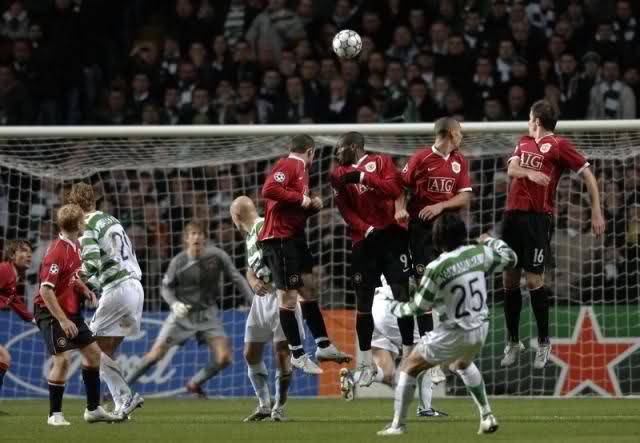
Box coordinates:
[127,221,254,397]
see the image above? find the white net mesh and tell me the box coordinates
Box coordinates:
[1,125,639,398]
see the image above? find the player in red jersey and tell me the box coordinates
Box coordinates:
[395,117,473,338]
[34,204,119,425]
[330,131,414,386]
[500,100,605,369]
[260,134,351,374]
[0,240,33,398]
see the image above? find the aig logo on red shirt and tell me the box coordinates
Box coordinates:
[520,152,544,170]
[427,177,455,193]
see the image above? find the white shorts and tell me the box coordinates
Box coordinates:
[416,322,489,366]
[89,279,144,337]
[157,307,225,347]
[370,291,420,356]
[244,292,304,344]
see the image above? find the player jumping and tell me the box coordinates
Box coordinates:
[331,131,415,386]
[231,196,301,422]
[339,277,447,417]
[501,100,605,368]
[127,220,254,397]
[68,182,145,417]
[34,204,120,425]
[377,212,517,436]
[396,117,473,340]
[0,240,34,401]
[260,134,351,374]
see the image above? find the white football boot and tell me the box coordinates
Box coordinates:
[500,341,525,367]
[478,413,499,434]
[47,412,71,426]
[533,343,552,369]
[270,407,287,422]
[119,392,144,418]
[356,363,377,388]
[291,353,323,374]
[243,406,272,422]
[315,343,352,363]
[84,405,121,423]
[377,423,406,436]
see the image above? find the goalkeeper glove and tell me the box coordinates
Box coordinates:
[339,171,362,186]
[171,301,191,319]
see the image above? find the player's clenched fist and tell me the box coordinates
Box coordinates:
[171,301,191,318]
[394,208,409,224]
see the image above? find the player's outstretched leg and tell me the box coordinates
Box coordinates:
[80,343,121,423]
[187,336,231,398]
[243,341,272,422]
[126,341,169,386]
[271,341,293,421]
[455,361,497,434]
[97,337,143,418]
[390,282,416,356]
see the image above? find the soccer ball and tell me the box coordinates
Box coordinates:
[332,30,362,59]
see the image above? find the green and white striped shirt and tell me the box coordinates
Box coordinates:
[391,237,517,330]
[246,217,271,283]
[80,211,141,292]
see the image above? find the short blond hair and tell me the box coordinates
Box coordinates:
[56,204,85,233]
[67,182,96,212]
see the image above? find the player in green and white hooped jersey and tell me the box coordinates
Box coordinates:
[231,196,303,422]
[377,212,517,437]
[68,183,144,418]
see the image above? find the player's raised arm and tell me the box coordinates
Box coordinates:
[358,156,403,198]
[262,163,308,206]
[389,270,436,318]
[478,235,518,273]
[507,142,551,186]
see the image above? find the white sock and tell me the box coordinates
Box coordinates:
[361,350,373,365]
[456,363,491,417]
[392,371,416,427]
[416,371,433,410]
[274,369,291,409]
[373,365,385,384]
[248,363,270,409]
[100,353,132,410]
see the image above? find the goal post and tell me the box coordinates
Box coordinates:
[0,121,639,399]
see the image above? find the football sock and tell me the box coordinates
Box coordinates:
[457,363,491,417]
[416,370,433,411]
[503,288,522,342]
[356,312,374,351]
[0,362,7,389]
[416,312,433,336]
[392,371,416,427]
[126,358,156,385]
[529,286,550,344]
[189,360,221,386]
[274,369,292,409]
[279,308,305,358]
[300,301,330,348]
[247,363,270,409]
[81,366,101,411]
[374,366,385,384]
[48,380,65,415]
[100,353,132,410]
[397,317,416,346]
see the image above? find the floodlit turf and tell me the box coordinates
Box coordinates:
[1,398,639,442]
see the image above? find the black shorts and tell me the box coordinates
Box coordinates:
[260,236,313,290]
[351,225,411,288]
[35,305,95,355]
[502,210,554,274]
[408,219,436,277]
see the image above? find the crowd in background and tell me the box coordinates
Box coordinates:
[0,0,639,310]
[0,0,638,125]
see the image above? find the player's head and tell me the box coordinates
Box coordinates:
[335,131,365,166]
[529,99,558,135]
[3,239,32,270]
[184,220,207,256]
[434,117,463,151]
[230,196,258,235]
[67,182,97,213]
[56,204,85,239]
[290,134,316,163]
[432,211,467,252]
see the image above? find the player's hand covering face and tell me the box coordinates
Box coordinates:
[335,143,356,166]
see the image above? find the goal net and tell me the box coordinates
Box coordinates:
[1,123,638,399]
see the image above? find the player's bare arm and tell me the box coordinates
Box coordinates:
[394,193,409,223]
[580,167,606,236]
[419,191,471,221]
[40,285,78,338]
[507,157,551,186]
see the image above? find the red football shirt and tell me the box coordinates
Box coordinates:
[506,134,589,214]
[331,153,404,245]
[259,154,310,240]
[402,146,472,219]
[34,236,82,316]
[0,261,34,322]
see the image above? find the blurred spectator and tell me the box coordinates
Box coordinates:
[273,75,321,123]
[326,77,355,123]
[386,25,418,65]
[91,88,130,125]
[245,0,305,61]
[0,1,29,40]
[482,96,505,121]
[0,63,34,124]
[587,59,636,119]
[506,85,528,120]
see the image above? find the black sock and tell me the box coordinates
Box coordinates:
[300,301,330,348]
[81,366,100,411]
[48,381,65,415]
[416,313,433,336]
[280,308,305,358]
[503,288,522,342]
[0,362,7,389]
[397,317,416,346]
[356,312,375,351]
[529,286,549,344]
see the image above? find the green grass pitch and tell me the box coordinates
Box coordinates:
[1,398,639,442]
